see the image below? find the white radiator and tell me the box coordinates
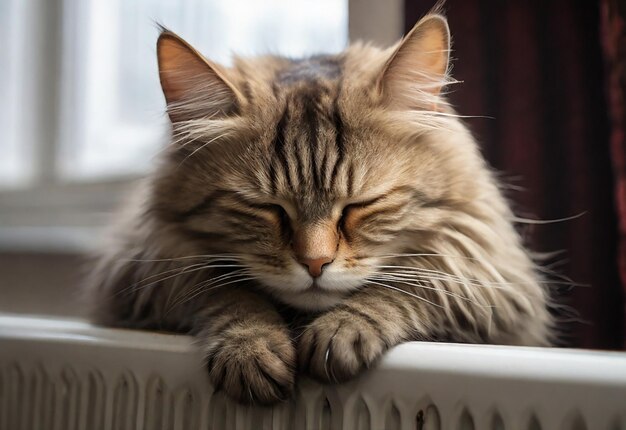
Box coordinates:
[0,314,625,430]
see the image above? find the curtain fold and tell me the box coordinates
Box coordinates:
[405,0,625,349]
[601,0,626,348]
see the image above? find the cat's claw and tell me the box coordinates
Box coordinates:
[205,325,296,405]
[298,308,388,383]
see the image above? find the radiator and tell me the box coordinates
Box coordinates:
[1,314,625,430]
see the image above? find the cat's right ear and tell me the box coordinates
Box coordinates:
[157,31,241,122]
[377,14,451,111]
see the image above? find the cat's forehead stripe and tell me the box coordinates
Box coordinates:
[268,71,352,213]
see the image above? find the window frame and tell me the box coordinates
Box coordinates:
[0,0,403,253]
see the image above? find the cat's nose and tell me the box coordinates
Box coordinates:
[297,256,334,278]
[292,222,338,278]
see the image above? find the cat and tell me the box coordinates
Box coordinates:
[88,11,553,405]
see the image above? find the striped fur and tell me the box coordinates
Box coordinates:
[88,13,553,404]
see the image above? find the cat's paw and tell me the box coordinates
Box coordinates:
[298,306,388,383]
[205,323,296,405]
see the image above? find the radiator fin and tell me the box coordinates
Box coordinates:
[318,395,332,429]
[458,408,475,430]
[175,389,197,430]
[385,402,401,429]
[422,405,440,430]
[528,414,541,430]
[207,391,227,429]
[63,368,80,430]
[31,366,54,430]
[491,413,505,430]
[83,371,105,430]
[352,396,370,430]
[112,373,139,430]
[25,366,42,430]
[8,364,25,430]
[272,396,296,430]
[0,364,3,430]
[608,418,624,430]
[1,358,625,430]
[563,413,587,430]
[144,376,166,430]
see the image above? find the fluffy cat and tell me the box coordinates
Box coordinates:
[88,12,553,405]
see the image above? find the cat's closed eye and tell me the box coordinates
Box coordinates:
[339,197,384,236]
[246,202,287,220]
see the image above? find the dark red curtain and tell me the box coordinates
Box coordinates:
[405,1,625,349]
[601,0,626,348]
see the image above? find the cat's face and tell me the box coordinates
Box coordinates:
[153,17,473,310]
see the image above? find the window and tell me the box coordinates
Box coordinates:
[0,1,33,186]
[43,0,348,181]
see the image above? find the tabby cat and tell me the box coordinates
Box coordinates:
[89,11,553,405]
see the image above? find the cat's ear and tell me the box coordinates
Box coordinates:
[157,30,241,122]
[378,14,450,110]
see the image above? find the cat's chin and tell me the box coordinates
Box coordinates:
[276,289,346,311]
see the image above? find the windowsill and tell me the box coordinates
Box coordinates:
[0,226,101,253]
[0,177,139,253]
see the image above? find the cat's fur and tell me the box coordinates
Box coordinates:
[88,12,553,404]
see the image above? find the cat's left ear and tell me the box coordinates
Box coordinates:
[378,14,450,110]
[157,30,242,122]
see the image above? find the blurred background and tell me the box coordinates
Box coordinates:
[0,0,624,350]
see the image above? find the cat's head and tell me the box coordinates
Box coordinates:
[151,14,488,310]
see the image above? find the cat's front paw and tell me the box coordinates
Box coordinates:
[298,306,388,383]
[205,323,296,405]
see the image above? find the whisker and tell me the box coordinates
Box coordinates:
[124,254,244,263]
[373,265,582,288]
[125,262,209,289]
[374,267,493,287]
[375,253,483,262]
[169,275,258,312]
[165,270,251,315]
[364,280,444,309]
[372,265,513,289]
[368,275,492,308]
[510,212,586,225]
[534,265,589,288]
[113,262,208,297]
[117,263,246,297]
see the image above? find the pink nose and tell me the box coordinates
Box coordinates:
[297,256,334,278]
